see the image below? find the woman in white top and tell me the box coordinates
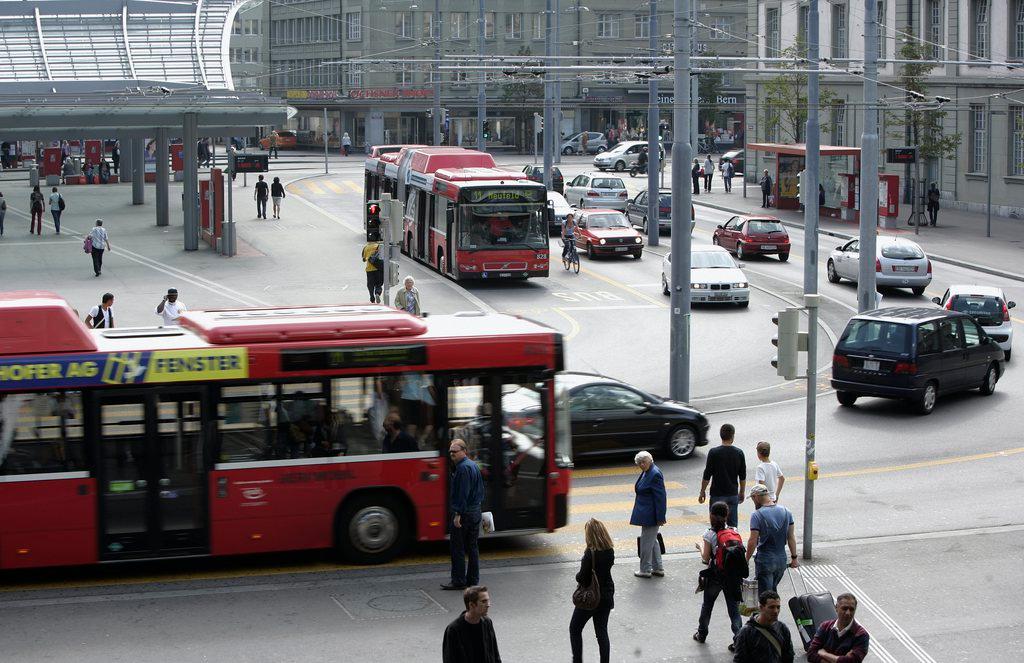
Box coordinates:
[48,187,63,233]
[702,156,715,192]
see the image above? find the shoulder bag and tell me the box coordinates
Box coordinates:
[572,569,601,611]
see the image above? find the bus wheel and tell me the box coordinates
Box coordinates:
[336,493,408,564]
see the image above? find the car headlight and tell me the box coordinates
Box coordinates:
[733,282,748,288]
[599,238,607,245]
[691,283,708,289]
[634,237,642,243]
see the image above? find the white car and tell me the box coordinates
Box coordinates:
[564,173,629,211]
[661,245,750,307]
[547,191,572,232]
[933,285,1016,360]
[593,141,664,172]
[827,236,932,295]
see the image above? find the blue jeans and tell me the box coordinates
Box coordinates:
[450,510,481,586]
[755,556,788,597]
[710,494,739,529]
[51,209,61,233]
[697,576,742,640]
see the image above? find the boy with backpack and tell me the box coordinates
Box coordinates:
[755,441,785,502]
[693,501,748,650]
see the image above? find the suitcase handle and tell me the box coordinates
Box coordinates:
[787,566,809,596]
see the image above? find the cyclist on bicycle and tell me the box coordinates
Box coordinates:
[637,147,648,175]
[562,212,577,260]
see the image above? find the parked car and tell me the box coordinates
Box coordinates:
[717,148,744,175]
[574,209,644,259]
[503,372,710,459]
[564,173,629,210]
[522,165,564,194]
[661,245,750,307]
[258,130,297,150]
[933,285,1015,360]
[625,189,695,235]
[547,191,573,232]
[593,140,665,172]
[561,132,608,155]
[827,236,932,296]
[713,215,791,261]
[831,307,1004,415]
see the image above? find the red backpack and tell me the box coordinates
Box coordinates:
[714,528,748,578]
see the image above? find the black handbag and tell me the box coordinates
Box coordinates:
[572,569,601,611]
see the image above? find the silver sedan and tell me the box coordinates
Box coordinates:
[564,172,629,211]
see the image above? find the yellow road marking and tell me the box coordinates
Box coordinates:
[344,179,362,193]
[303,180,325,195]
[571,496,701,516]
[572,480,685,496]
[794,445,1024,482]
[572,466,637,479]
[322,181,345,194]
[550,306,581,341]
[560,514,748,533]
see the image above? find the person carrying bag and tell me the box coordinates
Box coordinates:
[569,519,615,663]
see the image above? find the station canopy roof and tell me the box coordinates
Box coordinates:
[747,143,861,157]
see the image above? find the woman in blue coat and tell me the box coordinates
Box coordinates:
[630,450,667,578]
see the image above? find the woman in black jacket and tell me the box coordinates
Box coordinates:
[570,518,615,663]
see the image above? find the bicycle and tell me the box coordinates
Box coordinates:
[560,237,580,273]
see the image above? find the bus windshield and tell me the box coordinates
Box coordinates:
[460,203,547,249]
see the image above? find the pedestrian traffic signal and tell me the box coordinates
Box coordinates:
[366,200,382,241]
[771,307,806,380]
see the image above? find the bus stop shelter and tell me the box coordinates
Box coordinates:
[747,142,861,215]
[0,0,287,250]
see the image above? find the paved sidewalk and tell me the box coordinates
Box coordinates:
[688,182,1024,281]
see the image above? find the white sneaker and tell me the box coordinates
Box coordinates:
[634,571,652,578]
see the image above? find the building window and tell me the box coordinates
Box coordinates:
[245,19,260,36]
[484,12,495,39]
[1011,107,1024,175]
[423,12,440,40]
[877,2,885,61]
[831,4,848,60]
[1015,2,1024,60]
[970,0,989,60]
[451,12,468,39]
[766,7,780,57]
[396,62,415,86]
[708,16,732,41]
[232,17,242,35]
[634,14,649,40]
[970,105,987,172]
[597,14,620,39]
[346,64,362,88]
[346,12,361,41]
[797,5,809,55]
[396,11,413,40]
[230,48,258,64]
[452,70,469,85]
[764,107,779,143]
[531,13,544,40]
[831,101,847,145]
[505,12,522,39]
[928,0,943,60]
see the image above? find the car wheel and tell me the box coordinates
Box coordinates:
[641,216,648,233]
[665,424,698,459]
[779,253,790,262]
[916,381,938,415]
[826,260,841,283]
[614,160,626,172]
[662,273,670,296]
[911,286,926,296]
[980,363,998,395]
[836,391,858,407]
[712,236,719,246]
[1005,349,1011,362]
[587,242,596,259]
[633,251,642,260]
[335,493,408,564]
[579,199,586,209]
[562,146,574,155]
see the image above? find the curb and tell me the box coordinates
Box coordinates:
[693,199,1024,283]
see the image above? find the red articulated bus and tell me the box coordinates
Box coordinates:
[363,144,425,202]
[0,292,571,569]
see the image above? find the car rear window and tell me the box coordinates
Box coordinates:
[837,320,911,355]
[658,194,672,207]
[747,220,784,234]
[951,295,1004,325]
[881,242,925,259]
[592,178,625,189]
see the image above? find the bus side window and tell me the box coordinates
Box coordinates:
[0,392,84,475]
[331,374,439,456]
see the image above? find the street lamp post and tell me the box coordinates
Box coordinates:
[554,0,562,164]
[543,0,554,191]
[858,0,880,312]
[670,0,693,402]
[433,0,442,146]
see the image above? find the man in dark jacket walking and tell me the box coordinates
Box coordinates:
[442,586,501,663]
[807,593,870,663]
[733,591,795,663]
[760,169,773,207]
[442,438,485,590]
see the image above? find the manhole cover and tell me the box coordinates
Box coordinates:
[332,589,448,621]
[368,593,430,612]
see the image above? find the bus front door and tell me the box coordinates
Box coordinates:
[96,389,208,560]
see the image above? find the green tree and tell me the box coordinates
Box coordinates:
[698,63,723,141]
[761,45,839,143]
[500,46,544,152]
[885,40,961,164]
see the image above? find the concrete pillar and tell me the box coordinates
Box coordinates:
[131,138,144,205]
[182,113,199,251]
[155,128,169,227]
[119,137,132,183]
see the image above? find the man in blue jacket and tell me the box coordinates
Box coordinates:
[442,438,485,590]
[630,450,667,578]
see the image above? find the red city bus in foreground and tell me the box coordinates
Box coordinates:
[0,292,570,569]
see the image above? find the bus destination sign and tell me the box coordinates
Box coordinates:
[464,188,545,204]
[281,345,428,372]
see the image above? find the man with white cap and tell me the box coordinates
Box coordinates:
[744,483,797,596]
[155,288,187,327]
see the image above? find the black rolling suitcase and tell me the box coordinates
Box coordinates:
[787,568,837,651]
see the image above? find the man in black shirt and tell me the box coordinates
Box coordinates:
[443,586,502,663]
[698,423,746,528]
[254,174,269,219]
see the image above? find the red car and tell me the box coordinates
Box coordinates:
[712,214,791,261]
[574,209,644,259]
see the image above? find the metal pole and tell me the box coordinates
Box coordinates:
[323,107,329,174]
[915,145,921,234]
[802,0,820,562]
[647,0,660,247]
[183,112,199,251]
[986,96,992,238]
[155,127,169,227]
[858,0,879,312]
[689,0,698,159]
[477,0,486,151]
[670,0,692,402]
[554,0,562,164]
[543,0,554,191]
[433,0,442,146]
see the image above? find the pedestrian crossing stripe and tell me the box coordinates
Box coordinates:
[571,465,637,479]
[303,180,326,195]
[322,181,345,194]
[572,480,686,496]
[344,180,362,193]
[570,495,701,516]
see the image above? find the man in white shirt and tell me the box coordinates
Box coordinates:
[84,293,114,329]
[156,288,187,326]
[89,219,111,276]
[755,441,785,502]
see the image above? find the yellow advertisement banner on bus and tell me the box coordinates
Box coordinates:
[143,349,249,383]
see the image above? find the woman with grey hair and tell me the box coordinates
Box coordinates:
[630,450,667,578]
[394,275,421,316]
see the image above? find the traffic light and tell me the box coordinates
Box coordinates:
[483,120,491,140]
[771,307,806,380]
[366,200,382,241]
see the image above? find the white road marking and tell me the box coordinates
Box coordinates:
[557,304,662,311]
[330,595,357,621]
[0,240,80,246]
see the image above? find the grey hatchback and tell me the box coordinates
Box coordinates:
[831,307,1005,415]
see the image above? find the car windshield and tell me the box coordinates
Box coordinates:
[837,320,911,355]
[950,295,1004,325]
[747,220,784,234]
[585,213,630,229]
[881,242,925,259]
[592,178,624,190]
[691,251,735,269]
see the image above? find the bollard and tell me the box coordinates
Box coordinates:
[29,166,39,187]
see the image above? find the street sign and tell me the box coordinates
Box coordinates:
[886,147,917,164]
[233,154,269,173]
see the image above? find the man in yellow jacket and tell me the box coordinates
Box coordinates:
[362,233,384,303]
